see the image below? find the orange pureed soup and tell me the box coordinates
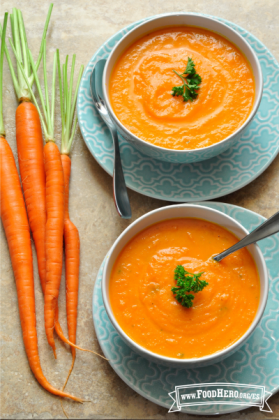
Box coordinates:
[109,27,255,150]
[109,218,260,359]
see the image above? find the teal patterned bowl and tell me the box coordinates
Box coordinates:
[103,13,263,163]
[102,204,268,368]
[93,202,279,415]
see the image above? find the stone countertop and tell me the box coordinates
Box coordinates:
[0,0,278,419]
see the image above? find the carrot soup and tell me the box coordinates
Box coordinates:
[109,218,260,359]
[109,27,255,150]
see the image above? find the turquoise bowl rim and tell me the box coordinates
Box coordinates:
[102,12,263,163]
[101,203,268,369]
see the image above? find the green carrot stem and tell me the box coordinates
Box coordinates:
[57,50,64,135]
[58,52,83,155]
[63,57,68,127]
[9,39,47,137]
[49,48,57,141]
[68,116,78,151]
[51,50,57,135]
[6,4,53,101]
[34,4,53,73]
[66,55,75,144]
[11,9,27,98]
[0,23,20,98]
[28,49,48,123]
[70,65,84,127]
[0,13,8,137]
[29,45,57,142]
[10,13,15,47]
[43,40,51,133]
[18,10,30,78]
[28,45,57,142]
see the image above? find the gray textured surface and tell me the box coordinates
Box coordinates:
[0,0,278,419]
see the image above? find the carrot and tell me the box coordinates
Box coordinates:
[61,154,80,384]
[15,96,92,356]
[57,56,107,417]
[16,108,70,339]
[0,139,83,402]
[62,155,79,350]
[2,6,53,291]
[8,42,84,346]
[57,56,107,407]
[7,5,62,356]
[44,140,65,357]
[22,43,64,357]
[44,142,83,357]
[11,35,108,365]
[0,13,82,403]
[10,36,64,355]
[57,53,84,391]
[16,100,47,290]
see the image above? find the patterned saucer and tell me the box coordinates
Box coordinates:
[77,14,279,202]
[92,202,279,415]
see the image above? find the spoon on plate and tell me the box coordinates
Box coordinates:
[213,210,279,262]
[90,60,132,219]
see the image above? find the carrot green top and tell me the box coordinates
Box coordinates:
[1,6,53,102]
[57,52,84,155]
[9,5,83,147]
[0,13,8,137]
[11,38,57,143]
[12,43,84,148]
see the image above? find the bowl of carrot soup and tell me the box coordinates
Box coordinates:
[103,13,263,163]
[102,205,268,368]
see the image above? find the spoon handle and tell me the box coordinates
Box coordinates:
[110,126,131,219]
[214,210,279,262]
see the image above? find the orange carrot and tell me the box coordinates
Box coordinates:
[0,137,82,403]
[0,10,82,403]
[16,101,70,346]
[16,100,47,290]
[57,52,83,389]
[61,154,80,385]
[44,140,64,357]
[11,40,106,360]
[14,46,66,356]
[62,155,80,350]
[44,141,91,359]
[56,54,107,398]
[3,6,53,291]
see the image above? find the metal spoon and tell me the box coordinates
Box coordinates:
[90,60,132,219]
[214,210,279,262]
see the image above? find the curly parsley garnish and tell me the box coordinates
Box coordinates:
[171,58,202,102]
[171,265,208,308]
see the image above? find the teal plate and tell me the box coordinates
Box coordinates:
[92,202,279,415]
[78,14,279,202]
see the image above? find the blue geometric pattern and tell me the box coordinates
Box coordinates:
[77,14,279,202]
[92,202,279,415]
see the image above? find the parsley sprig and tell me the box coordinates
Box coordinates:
[171,58,202,102]
[171,265,208,308]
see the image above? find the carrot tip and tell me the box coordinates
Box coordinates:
[60,399,69,419]
[53,348,57,359]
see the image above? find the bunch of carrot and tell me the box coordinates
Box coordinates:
[0,6,105,405]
